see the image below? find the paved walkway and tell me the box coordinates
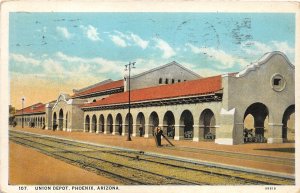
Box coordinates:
[10,126,295,175]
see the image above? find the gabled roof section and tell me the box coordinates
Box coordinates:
[72,79,124,98]
[73,79,113,94]
[131,61,201,79]
[82,75,221,108]
[15,103,45,116]
[236,51,294,78]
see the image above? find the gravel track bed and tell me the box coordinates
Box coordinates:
[9,131,294,185]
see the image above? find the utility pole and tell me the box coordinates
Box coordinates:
[125,62,135,141]
[21,97,25,128]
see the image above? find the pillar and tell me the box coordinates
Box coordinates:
[132,124,137,137]
[174,125,184,140]
[104,124,110,134]
[144,124,153,138]
[267,123,283,143]
[122,123,127,136]
[193,124,204,142]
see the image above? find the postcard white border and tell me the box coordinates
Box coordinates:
[1,1,299,193]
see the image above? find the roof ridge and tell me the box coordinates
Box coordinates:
[131,61,201,79]
[73,79,114,94]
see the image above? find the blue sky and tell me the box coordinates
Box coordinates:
[9,12,295,108]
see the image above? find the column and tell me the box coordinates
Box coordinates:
[122,123,127,136]
[144,124,154,138]
[193,124,204,142]
[96,122,101,134]
[104,124,109,134]
[267,123,283,143]
[174,125,184,140]
[132,124,137,137]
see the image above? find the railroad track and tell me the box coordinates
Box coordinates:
[9,130,294,185]
[164,146,295,166]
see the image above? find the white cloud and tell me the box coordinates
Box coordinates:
[130,33,149,49]
[195,68,224,77]
[109,31,149,49]
[241,41,272,56]
[42,59,65,75]
[10,53,40,66]
[271,41,294,55]
[80,25,101,41]
[56,26,72,39]
[56,52,124,74]
[186,43,248,69]
[154,38,176,59]
[241,40,295,63]
[110,35,127,47]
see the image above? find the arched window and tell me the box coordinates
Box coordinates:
[165,78,169,84]
[159,78,162,84]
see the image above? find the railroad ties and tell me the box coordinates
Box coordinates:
[9,130,294,185]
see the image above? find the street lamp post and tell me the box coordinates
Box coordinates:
[21,97,25,128]
[125,62,135,141]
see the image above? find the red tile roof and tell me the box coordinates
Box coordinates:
[83,75,222,108]
[15,103,46,116]
[73,80,124,97]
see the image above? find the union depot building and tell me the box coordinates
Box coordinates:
[14,51,295,145]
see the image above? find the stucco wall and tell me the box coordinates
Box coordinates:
[125,62,201,91]
[218,52,295,145]
[83,101,222,141]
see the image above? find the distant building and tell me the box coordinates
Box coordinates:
[14,52,295,145]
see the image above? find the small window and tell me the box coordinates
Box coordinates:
[93,99,96,102]
[184,80,186,82]
[273,78,281,86]
[159,78,162,84]
[165,79,169,84]
[172,79,175,84]
[178,79,181,83]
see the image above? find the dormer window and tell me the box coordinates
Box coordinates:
[159,78,162,84]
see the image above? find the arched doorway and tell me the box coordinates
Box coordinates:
[59,109,64,130]
[85,115,90,132]
[282,105,295,142]
[200,109,216,140]
[149,111,159,136]
[136,112,145,137]
[99,114,104,133]
[53,112,57,130]
[115,113,123,135]
[125,113,133,134]
[180,110,194,139]
[244,103,269,143]
[92,114,97,133]
[163,111,175,138]
[107,114,113,133]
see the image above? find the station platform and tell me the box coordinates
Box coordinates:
[9,126,295,181]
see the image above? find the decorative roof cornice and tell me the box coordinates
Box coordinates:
[236,51,294,78]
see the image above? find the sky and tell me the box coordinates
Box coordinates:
[9,13,295,109]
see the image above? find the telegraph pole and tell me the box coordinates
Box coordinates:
[21,97,25,128]
[125,62,135,141]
